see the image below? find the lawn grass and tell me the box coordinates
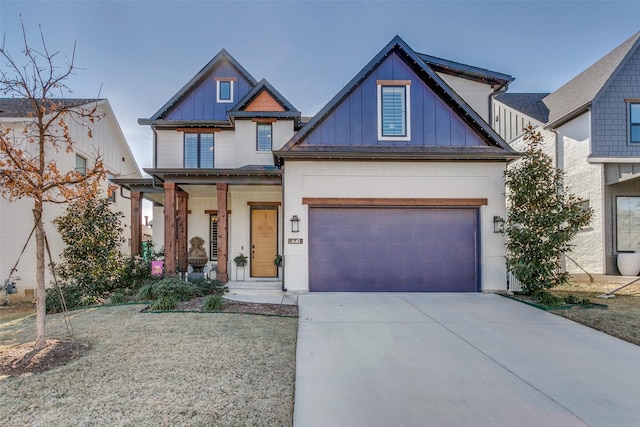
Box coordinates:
[0,305,297,426]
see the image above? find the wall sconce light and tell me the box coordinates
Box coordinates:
[290,215,300,233]
[493,216,505,234]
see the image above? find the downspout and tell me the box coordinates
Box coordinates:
[279,156,286,292]
[489,82,509,133]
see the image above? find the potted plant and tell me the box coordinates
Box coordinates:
[234,253,248,267]
[273,254,283,267]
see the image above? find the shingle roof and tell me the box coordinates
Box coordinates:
[543,31,640,127]
[417,53,514,88]
[0,98,101,117]
[494,93,550,123]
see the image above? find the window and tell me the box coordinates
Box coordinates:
[217,80,234,103]
[617,196,640,251]
[630,103,640,143]
[210,214,218,261]
[377,80,411,140]
[75,154,87,176]
[107,173,116,202]
[184,133,214,168]
[257,123,272,151]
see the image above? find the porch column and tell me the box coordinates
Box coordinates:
[130,191,142,256]
[163,182,177,276]
[216,183,229,283]
[177,191,189,274]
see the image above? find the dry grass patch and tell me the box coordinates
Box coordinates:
[0,305,297,426]
[549,291,640,346]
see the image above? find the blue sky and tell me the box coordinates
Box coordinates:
[1,0,639,175]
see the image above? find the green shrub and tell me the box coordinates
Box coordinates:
[45,285,84,314]
[203,295,224,311]
[190,277,228,296]
[149,296,178,311]
[136,282,157,301]
[136,277,200,302]
[110,292,127,304]
[535,291,564,307]
[563,294,591,305]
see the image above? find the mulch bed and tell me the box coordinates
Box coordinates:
[176,296,298,317]
[0,339,90,378]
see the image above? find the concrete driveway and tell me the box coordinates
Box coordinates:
[294,293,640,427]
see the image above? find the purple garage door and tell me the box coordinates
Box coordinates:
[308,207,478,292]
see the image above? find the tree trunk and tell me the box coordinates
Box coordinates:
[34,200,47,350]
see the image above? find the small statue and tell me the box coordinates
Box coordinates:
[188,236,207,259]
[188,236,208,272]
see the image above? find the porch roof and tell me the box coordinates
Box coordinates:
[143,166,282,185]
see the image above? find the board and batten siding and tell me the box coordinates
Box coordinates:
[282,160,508,293]
[166,61,254,122]
[305,53,487,147]
[491,99,545,143]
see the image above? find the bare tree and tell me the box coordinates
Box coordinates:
[0,18,107,349]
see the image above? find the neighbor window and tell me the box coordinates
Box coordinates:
[75,154,87,176]
[217,80,234,103]
[617,196,640,251]
[184,133,214,168]
[257,123,272,151]
[630,103,640,143]
[377,80,411,140]
[107,172,116,202]
[210,214,218,261]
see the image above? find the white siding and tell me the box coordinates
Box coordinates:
[491,99,545,143]
[282,160,508,292]
[0,101,141,296]
[438,74,493,123]
[556,113,605,274]
[156,130,183,168]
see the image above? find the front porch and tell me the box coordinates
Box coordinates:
[115,167,283,284]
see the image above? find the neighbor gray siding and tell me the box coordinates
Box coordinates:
[592,47,640,157]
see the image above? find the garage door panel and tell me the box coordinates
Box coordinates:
[309,208,478,292]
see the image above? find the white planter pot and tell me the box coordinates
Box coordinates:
[617,252,640,276]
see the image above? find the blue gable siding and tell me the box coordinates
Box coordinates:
[167,61,253,121]
[305,53,486,147]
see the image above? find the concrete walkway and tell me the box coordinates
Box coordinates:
[294,293,640,427]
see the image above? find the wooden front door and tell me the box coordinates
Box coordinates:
[251,208,278,277]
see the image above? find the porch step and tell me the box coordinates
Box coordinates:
[226,281,282,291]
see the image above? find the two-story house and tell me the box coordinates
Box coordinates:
[120,36,518,292]
[493,31,640,276]
[0,99,142,298]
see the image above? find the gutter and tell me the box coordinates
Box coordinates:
[544,103,591,130]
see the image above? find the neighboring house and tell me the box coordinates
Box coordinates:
[118,36,518,292]
[0,99,142,298]
[493,31,640,276]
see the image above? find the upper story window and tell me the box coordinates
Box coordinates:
[184,133,214,168]
[257,123,272,151]
[107,172,116,202]
[377,80,411,141]
[216,78,236,103]
[75,154,87,176]
[630,103,640,143]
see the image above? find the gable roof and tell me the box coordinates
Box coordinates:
[148,49,258,121]
[278,35,516,159]
[0,98,101,118]
[228,78,300,119]
[543,31,640,127]
[417,53,514,88]
[494,93,550,123]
